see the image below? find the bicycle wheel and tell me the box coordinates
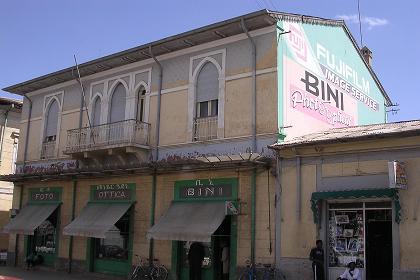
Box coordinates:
[151,265,168,280]
[130,267,139,280]
[138,267,152,280]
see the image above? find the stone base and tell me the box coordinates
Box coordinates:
[56,258,87,273]
[278,257,313,280]
[393,269,420,280]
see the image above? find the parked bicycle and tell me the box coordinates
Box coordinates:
[238,260,286,280]
[130,255,168,280]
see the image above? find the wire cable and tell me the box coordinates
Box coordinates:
[357,0,364,47]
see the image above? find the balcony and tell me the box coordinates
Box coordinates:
[41,141,56,159]
[65,119,150,157]
[193,116,218,141]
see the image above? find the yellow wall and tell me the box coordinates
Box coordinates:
[278,136,420,271]
[8,168,276,269]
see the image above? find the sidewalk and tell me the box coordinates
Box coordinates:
[0,266,126,280]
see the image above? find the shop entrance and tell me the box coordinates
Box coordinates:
[27,207,60,267]
[327,201,393,280]
[179,216,232,280]
[366,209,392,280]
[89,207,133,276]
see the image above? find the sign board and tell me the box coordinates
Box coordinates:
[179,184,232,199]
[29,187,62,203]
[388,161,407,189]
[278,20,386,139]
[174,178,238,201]
[91,183,135,202]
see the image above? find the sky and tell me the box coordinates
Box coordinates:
[0,0,418,122]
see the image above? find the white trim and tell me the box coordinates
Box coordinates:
[107,78,130,122]
[159,132,278,149]
[150,85,189,96]
[225,67,277,81]
[40,91,64,159]
[188,49,226,140]
[24,26,276,98]
[89,93,103,125]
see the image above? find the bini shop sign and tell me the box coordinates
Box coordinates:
[178,179,233,200]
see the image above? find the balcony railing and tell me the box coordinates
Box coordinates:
[65,119,150,154]
[193,116,218,141]
[41,141,56,159]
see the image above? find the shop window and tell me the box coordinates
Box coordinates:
[95,211,130,261]
[328,209,365,268]
[33,209,58,255]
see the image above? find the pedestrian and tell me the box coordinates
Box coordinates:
[188,242,205,280]
[337,262,361,280]
[309,240,325,280]
[220,241,229,280]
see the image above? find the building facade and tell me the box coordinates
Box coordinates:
[2,10,390,279]
[270,121,420,280]
[0,98,21,253]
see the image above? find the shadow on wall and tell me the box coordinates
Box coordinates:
[0,211,10,252]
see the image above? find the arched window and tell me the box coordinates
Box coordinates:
[92,96,101,126]
[45,99,59,142]
[196,62,219,118]
[110,83,126,123]
[136,86,146,122]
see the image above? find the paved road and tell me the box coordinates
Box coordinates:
[0,266,125,280]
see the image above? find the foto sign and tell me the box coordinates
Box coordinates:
[388,161,407,189]
[30,187,61,202]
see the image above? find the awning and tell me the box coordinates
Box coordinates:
[311,188,401,224]
[63,203,132,238]
[3,203,60,235]
[147,202,226,242]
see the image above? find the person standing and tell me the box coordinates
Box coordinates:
[220,241,230,280]
[309,240,325,280]
[188,242,205,280]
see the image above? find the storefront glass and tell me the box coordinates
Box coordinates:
[34,210,58,255]
[327,201,393,279]
[328,209,365,268]
[95,211,130,261]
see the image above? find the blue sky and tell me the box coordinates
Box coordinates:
[0,0,418,122]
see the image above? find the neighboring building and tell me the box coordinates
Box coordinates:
[270,120,420,280]
[0,97,21,253]
[1,10,390,279]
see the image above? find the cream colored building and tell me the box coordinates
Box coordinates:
[1,10,391,279]
[270,120,420,280]
[0,97,21,252]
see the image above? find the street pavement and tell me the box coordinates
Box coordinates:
[0,266,125,280]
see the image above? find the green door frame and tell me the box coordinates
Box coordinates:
[170,178,239,280]
[87,204,135,276]
[84,183,136,277]
[24,187,62,268]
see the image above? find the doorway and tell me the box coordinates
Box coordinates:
[366,209,392,280]
[178,216,232,280]
[27,207,59,267]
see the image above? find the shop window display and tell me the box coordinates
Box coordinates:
[95,211,130,260]
[34,211,58,255]
[328,210,364,268]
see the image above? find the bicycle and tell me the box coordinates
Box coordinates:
[239,260,286,280]
[130,255,168,280]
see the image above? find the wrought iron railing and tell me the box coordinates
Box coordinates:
[41,141,56,159]
[193,116,218,141]
[65,119,150,153]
